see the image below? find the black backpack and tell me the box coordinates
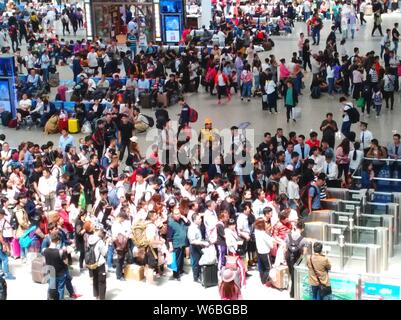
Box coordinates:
[347,105,360,124]
[0,274,6,300]
[285,234,304,265]
[143,114,154,128]
[10,210,19,231]
[85,240,100,270]
[1,111,12,127]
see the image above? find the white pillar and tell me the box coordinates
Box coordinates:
[201,0,212,28]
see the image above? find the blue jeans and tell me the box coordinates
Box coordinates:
[312,28,320,44]
[311,285,322,300]
[42,68,49,83]
[341,121,351,138]
[107,244,114,268]
[49,273,68,300]
[51,271,74,300]
[254,75,260,91]
[304,11,311,21]
[375,104,382,116]
[394,41,399,54]
[20,246,28,259]
[241,82,252,98]
[0,250,9,274]
[328,77,334,95]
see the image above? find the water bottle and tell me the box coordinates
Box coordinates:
[284,272,289,289]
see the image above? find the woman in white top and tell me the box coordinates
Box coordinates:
[1,142,12,175]
[254,219,274,284]
[245,45,255,67]
[349,141,364,174]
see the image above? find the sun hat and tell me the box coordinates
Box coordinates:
[130,136,138,143]
[222,268,236,283]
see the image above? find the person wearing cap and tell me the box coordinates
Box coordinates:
[117,113,134,161]
[0,208,16,280]
[219,268,243,300]
[167,208,190,281]
[88,223,110,300]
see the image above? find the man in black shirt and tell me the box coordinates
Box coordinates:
[392,23,400,54]
[104,112,117,148]
[43,233,73,300]
[319,112,338,149]
[28,162,43,195]
[85,154,101,204]
[118,113,134,161]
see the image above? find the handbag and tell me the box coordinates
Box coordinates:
[310,256,332,298]
[167,251,178,271]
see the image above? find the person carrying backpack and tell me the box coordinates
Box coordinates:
[372,86,383,118]
[87,223,109,300]
[339,96,358,139]
[285,221,308,298]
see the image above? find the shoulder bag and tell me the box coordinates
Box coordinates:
[310,256,332,298]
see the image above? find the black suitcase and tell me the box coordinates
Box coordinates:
[201,264,218,288]
[140,92,152,109]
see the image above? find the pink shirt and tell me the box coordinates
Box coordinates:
[279,64,290,79]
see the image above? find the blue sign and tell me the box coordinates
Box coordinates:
[0,55,18,118]
[362,282,401,300]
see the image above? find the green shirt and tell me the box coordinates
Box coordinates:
[167,218,189,248]
[79,192,86,210]
[286,88,294,106]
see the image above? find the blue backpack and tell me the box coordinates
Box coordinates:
[108,185,125,208]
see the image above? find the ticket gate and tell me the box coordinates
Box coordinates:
[320,198,400,243]
[304,222,388,273]
[306,208,395,257]
[331,210,395,256]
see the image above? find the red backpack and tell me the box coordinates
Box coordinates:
[188,107,198,123]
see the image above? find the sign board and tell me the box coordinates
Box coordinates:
[345,204,355,210]
[331,228,342,235]
[362,282,401,300]
[338,216,349,222]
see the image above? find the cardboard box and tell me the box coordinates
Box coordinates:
[124,264,144,281]
[272,265,289,290]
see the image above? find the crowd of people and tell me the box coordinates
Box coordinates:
[0,0,401,301]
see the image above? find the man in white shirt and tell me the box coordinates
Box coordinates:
[111,212,132,280]
[360,121,373,152]
[322,155,339,181]
[207,174,221,195]
[203,200,218,240]
[217,29,226,47]
[87,48,98,73]
[173,166,185,190]
[237,203,252,243]
[38,168,57,210]
[252,189,269,218]
[132,170,150,206]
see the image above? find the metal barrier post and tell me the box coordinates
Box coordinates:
[338,234,345,270]
[375,227,389,271]
[366,245,381,273]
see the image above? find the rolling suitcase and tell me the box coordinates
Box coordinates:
[200,264,218,288]
[68,118,79,133]
[32,256,47,284]
[139,92,152,109]
[58,117,68,132]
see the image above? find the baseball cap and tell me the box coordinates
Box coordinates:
[204,117,212,125]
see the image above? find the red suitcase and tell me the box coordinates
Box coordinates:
[58,117,68,132]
